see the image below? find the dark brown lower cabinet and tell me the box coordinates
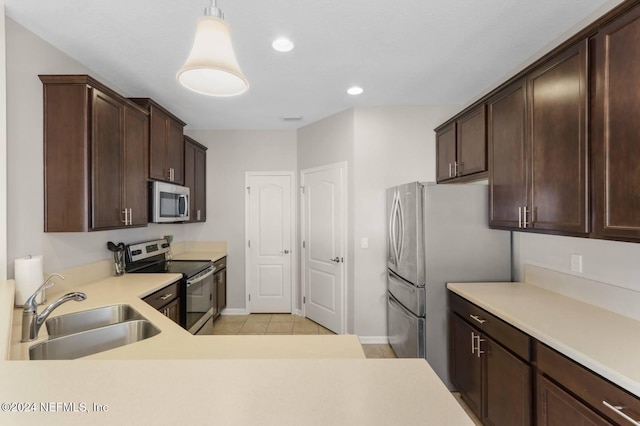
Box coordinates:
[143,281,181,326]
[536,375,611,426]
[450,312,531,425]
[451,313,483,418]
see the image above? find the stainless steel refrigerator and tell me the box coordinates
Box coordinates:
[386,182,511,389]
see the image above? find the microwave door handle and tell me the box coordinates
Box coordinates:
[178,194,189,217]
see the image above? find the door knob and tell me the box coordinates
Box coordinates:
[330,257,340,263]
[280,250,290,254]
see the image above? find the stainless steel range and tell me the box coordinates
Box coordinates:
[125,239,215,334]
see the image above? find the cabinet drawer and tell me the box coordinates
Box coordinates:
[143,281,180,310]
[449,292,530,361]
[537,342,640,425]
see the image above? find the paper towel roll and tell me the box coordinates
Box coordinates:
[14,255,45,307]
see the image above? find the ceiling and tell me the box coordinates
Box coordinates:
[2,0,619,130]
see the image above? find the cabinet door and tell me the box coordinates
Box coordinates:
[457,105,487,178]
[528,40,589,234]
[436,123,456,182]
[488,79,528,229]
[537,374,611,426]
[216,270,226,312]
[450,314,482,419]
[149,107,169,181]
[593,5,640,241]
[91,88,124,230]
[168,119,185,185]
[162,298,180,325]
[194,145,207,222]
[184,140,196,222]
[123,105,149,226]
[484,337,531,426]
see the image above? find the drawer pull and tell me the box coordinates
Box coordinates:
[159,293,173,301]
[603,401,640,425]
[469,314,486,324]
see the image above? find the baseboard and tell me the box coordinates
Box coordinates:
[294,309,303,316]
[220,308,248,316]
[358,336,389,344]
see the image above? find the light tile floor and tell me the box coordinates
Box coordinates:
[197,314,398,359]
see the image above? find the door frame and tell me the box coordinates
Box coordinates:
[300,161,348,334]
[244,171,297,314]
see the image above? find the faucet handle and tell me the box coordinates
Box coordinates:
[24,273,66,311]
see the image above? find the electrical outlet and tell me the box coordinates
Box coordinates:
[570,254,583,273]
[360,237,369,249]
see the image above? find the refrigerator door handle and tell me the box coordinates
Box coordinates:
[396,190,405,262]
[389,189,400,265]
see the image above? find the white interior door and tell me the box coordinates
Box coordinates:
[246,173,293,313]
[301,163,346,334]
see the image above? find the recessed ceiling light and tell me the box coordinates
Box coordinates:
[272,38,294,52]
[280,115,304,121]
[347,86,364,95]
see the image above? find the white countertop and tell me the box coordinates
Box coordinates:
[448,281,640,397]
[0,359,473,425]
[0,248,475,424]
[9,269,365,361]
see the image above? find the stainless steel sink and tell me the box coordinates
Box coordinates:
[45,304,145,338]
[29,320,161,360]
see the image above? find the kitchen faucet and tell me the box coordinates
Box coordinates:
[21,273,87,342]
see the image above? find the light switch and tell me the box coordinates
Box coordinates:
[570,254,583,273]
[360,237,369,249]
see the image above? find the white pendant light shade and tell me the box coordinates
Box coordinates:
[177,14,249,97]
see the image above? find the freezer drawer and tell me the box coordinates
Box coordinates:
[388,269,425,317]
[387,292,425,358]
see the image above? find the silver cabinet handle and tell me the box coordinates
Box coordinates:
[523,206,530,228]
[196,210,201,221]
[448,163,452,178]
[518,206,522,228]
[470,314,486,324]
[603,401,640,425]
[476,335,485,358]
[471,332,476,355]
[453,161,459,177]
[128,208,132,225]
[122,209,127,225]
[159,293,173,301]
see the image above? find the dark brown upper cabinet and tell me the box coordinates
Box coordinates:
[130,98,186,185]
[488,79,528,230]
[40,75,149,232]
[527,40,589,235]
[436,105,487,183]
[592,4,640,242]
[489,40,589,235]
[184,136,207,223]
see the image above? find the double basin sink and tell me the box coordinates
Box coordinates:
[29,304,160,360]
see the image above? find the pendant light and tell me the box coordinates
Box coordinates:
[177,0,249,97]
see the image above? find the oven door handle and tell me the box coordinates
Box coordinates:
[186,267,215,287]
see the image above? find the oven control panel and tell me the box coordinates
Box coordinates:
[127,239,171,263]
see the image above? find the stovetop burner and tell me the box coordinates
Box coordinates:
[124,239,212,278]
[130,260,213,278]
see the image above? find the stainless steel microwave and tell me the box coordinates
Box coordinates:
[150,181,190,223]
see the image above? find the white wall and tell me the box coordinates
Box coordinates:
[352,106,460,338]
[184,129,297,310]
[297,109,355,330]
[5,18,187,276]
[0,7,6,280]
[513,233,640,293]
